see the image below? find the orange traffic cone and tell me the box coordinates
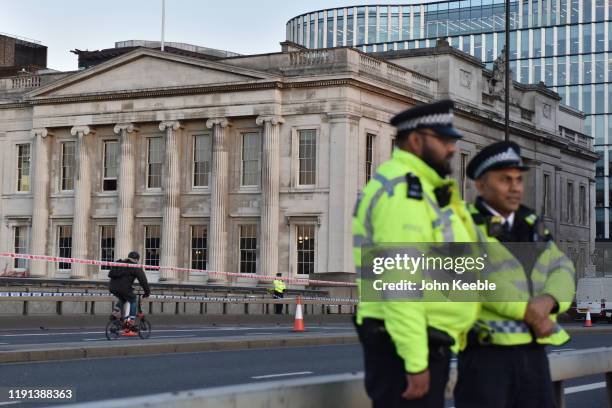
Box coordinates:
[293,296,305,332]
[584,308,592,327]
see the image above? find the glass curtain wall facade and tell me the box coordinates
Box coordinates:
[288,1,612,239]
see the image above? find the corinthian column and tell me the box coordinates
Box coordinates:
[113,123,138,260]
[206,117,230,277]
[70,125,94,279]
[30,128,52,278]
[159,120,182,282]
[256,115,284,277]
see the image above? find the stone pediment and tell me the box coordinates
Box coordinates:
[29,48,277,98]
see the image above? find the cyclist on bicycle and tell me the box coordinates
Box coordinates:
[108,251,151,336]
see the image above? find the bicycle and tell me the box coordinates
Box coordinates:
[105,294,152,340]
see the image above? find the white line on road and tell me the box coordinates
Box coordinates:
[564,381,606,394]
[551,348,576,352]
[247,333,276,336]
[83,335,197,341]
[251,371,314,380]
[0,401,21,406]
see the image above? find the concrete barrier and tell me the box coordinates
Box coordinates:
[52,347,612,408]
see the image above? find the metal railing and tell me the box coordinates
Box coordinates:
[55,348,612,408]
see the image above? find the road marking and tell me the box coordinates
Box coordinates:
[564,381,606,394]
[551,348,576,352]
[0,402,21,406]
[247,333,276,336]
[251,371,314,380]
[83,338,106,341]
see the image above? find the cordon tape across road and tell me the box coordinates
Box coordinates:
[0,252,356,287]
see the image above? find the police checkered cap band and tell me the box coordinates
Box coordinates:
[473,147,523,179]
[396,112,454,133]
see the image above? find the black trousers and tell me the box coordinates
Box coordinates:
[454,344,556,408]
[356,318,451,408]
[273,291,284,314]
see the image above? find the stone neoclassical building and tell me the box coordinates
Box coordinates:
[0,40,598,283]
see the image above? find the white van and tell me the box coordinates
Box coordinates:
[575,277,612,322]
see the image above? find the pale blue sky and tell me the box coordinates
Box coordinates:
[1,0,434,71]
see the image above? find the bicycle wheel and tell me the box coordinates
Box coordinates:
[138,318,152,339]
[105,318,122,340]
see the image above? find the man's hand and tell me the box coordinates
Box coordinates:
[143,293,150,299]
[530,317,556,338]
[524,295,556,326]
[402,370,430,400]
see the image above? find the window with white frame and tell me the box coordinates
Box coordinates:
[60,142,75,191]
[298,129,316,185]
[16,144,31,192]
[103,140,119,191]
[241,132,261,187]
[144,225,161,269]
[193,135,212,187]
[12,226,28,269]
[57,225,72,270]
[191,225,208,270]
[365,133,375,183]
[100,225,115,270]
[239,225,257,273]
[147,138,163,189]
[296,225,315,275]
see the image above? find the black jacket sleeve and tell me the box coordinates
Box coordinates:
[133,268,151,296]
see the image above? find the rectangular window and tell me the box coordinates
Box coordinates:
[543,174,552,216]
[191,225,207,270]
[193,134,211,187]
[595,22,605,52]
[239,225,257,273]
[579,185,587,225]
[327,15,334,48]
[144,225,161,269]
[380,7,388,42]
[298,130,316,186]
[368,6,377,43]
[391,7,399,41]
[103,140,119,191]
[567,181,574,223]
[365,133,375,183]
[296,225,315,275]
[357,7,366,44]
[347,9,354,46]
[147,137,163,189]
[100,225,115,270]
[583,24,592,54]
[569,25,579,54]
[337,10,344,45]
[241,132,261,187]
[402,7,410,39]
[60,142,75,191]
[13,226,28,269]
[545,27,553,56]
[557,57,567,86]
[16,144,30,192]
[58,225,72,270]
[557,26,566,55]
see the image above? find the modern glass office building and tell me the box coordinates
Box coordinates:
[287,1,612,239]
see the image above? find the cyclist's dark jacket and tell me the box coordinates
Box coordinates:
[108,259,151,297]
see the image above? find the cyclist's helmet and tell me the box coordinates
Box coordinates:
[127,251,140,262]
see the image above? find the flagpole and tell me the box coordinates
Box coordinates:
[161,0,166,51]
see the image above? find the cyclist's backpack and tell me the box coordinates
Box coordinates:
[107,260,126,279]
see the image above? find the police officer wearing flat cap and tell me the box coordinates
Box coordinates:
[353,100,480,408]
[454,141,575,408]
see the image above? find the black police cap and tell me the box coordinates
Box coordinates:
[390,99,462,139]
[467,141,529,180]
